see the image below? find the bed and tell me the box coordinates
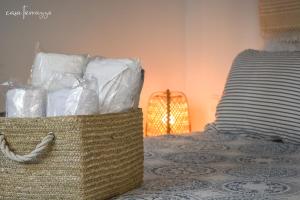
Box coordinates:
[115,48,300,200]
[115,128,300,200]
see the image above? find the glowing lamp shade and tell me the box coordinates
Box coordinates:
[146,89,191,136]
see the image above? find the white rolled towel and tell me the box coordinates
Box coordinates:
[6,88,47,118]
[85,58,142,114]
[31,52,88,89]
[47,84,98,117]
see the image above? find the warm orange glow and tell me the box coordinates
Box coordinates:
[162,114,175,125]
[146,90,191,136]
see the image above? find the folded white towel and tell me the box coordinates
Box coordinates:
[44,72,81,91]
[47,80,98,117]
[85,58,142,114]
[6,88,47,117]
[31,52,88,89]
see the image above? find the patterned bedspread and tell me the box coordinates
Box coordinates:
[115,130,300,200]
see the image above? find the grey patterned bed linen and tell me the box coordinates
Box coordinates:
[115,129,300,200]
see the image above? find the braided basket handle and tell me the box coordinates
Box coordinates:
[0,132,55,163]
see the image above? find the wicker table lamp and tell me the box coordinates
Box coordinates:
[146,89,191,136]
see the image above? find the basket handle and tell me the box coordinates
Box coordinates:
[0,132,55,163]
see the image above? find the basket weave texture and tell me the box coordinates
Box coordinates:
[0,109,144,200]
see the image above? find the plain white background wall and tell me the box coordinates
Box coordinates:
[185,0,264,131]
[0,0,187,120]
[0,0,263,131]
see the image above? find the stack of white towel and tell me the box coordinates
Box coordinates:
[31,52,88,89]
[6,51,143,118]
[47,76,99,116]
[85,57,142,114]
[6,87,47,118]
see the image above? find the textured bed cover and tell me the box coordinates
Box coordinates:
[115,128,300,200]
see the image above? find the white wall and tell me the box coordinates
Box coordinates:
[0,0,186,118]
[185,0,264,131]
[0,0,263,131]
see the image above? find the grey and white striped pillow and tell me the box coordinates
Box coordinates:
[215,49,300,144]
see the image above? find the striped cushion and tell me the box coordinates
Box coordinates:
[215,49,300,144]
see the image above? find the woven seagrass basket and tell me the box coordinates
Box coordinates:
[0,109,144,200]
